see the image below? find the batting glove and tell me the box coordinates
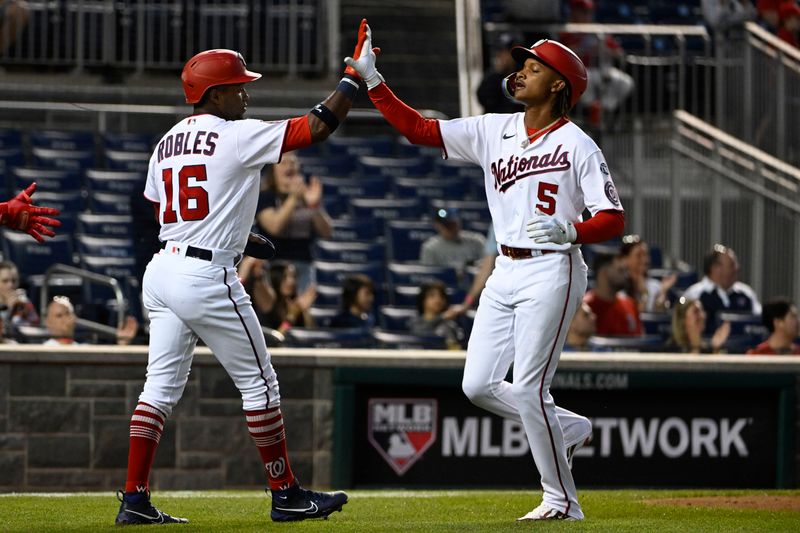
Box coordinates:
[0,182,61,243]
[526,208,577,245]
[344,22,384,90]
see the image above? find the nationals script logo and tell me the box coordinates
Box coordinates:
[491,144,571,193]
[368,398,438,476]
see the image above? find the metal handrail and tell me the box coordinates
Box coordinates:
[40,263,126,334]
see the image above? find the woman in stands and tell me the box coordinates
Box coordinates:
[669,296,730,353]
[258,261,316,333]
[330,274,375,329]
[0,260,39,336]
[410,280,465,350]
[255,153,332,291]
[618,234,676,312]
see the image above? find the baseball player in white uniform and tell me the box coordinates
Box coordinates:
[346,24,625,521]
[115,21,372,526]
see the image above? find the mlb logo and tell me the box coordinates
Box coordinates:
[367,398,437,476]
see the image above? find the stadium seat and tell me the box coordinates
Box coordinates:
[11,167,82,192]
[85,169,143,194]
[372,329,447,350]
[327,135,394,157]
[314,261,385,287]
[393,177,463,210]
[29,130,94,151]
[80,255,137,279]
[1,231,74,277]
[283,327,372,348]
[105,149,150,172]
[102,132,153,152]
[387,262,459,288]
[31,147,96,171]
[718,312,766,337]
[395,138,442,158]
[77,213,134,237]
[392,285,421,307]
[436,158,484,180]
[314,284,342,307]
[595,2,636,23]
[309,306,340,328]
[313,240,386,263]
[649,245,663,269]
[321,192,346,218]
[76,235,134,258]
[378,305,417,331]
[349,198,424,232]
[640,311,672,339]
[385,220,438,262]
[319,176,388,199]
[358,155,433,178]
[429,199,490,224]
[587,335,667,352]
[329,218,380,241]
[0,147,25,178]
[31,191,85,216]
[297,154,354,177]
[0,129,22,148]
[90,192,131,215]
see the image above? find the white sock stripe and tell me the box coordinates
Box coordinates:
[250,430,286,447]
[131,414,165,430]
[245,410,280,423]
[130,428,162,442]
[248,419,284,434]
[135,404,166,420]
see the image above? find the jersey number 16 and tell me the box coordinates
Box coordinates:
[161,165,210,223]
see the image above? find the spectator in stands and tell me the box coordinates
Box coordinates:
[330,274,376,329]
[619,235,676,312]
[0,0,29,58]
[420,208,485,271]
[584,252,642,336]
[669,296,731,353]
[0,260,38,335]
[410,280,465,350]
[563,303,597,351]
[702,0,758,40]
[255,153,332,291]
[682,244,761,335]
[747,298,800,354]
[476,32,525,114]
[757,0,781,32]
[43,295,138,345]
[259,261,316,333]
[778,1,800,46]
[560,0,634,128]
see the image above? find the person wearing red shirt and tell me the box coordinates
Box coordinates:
[584,252,642,336]
[747,299,800,355]
[778,1,800,47]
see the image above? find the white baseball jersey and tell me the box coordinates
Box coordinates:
[439,114,623,249]
[144,114,288,253]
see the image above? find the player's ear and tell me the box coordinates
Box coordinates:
[551,78,566,94]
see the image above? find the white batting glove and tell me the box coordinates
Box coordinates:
[526,208,577,245]
[344,23,384,90]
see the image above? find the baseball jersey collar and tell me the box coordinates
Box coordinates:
[519,116,570,149]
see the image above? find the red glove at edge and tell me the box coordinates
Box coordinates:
[0,182,62,243]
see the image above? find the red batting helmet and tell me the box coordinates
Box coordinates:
[511,39,588,108]
[181,49,262,104]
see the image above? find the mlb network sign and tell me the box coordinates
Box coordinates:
[353,383,781,488]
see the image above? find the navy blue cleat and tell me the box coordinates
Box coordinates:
[270,482,348,522]
[115,490,188,525]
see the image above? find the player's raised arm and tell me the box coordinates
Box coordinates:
[344,21,444,148]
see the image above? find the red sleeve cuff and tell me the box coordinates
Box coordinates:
[574,209,625,244]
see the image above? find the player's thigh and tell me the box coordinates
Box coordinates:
[465,288,516,389]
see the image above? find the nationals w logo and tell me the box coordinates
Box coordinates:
[367,398,438,476]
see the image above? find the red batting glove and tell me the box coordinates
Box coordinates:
[344,18,381,79]
[0,182,62,243]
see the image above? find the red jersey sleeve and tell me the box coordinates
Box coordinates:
[281,116,313,154]
[368,84,444,147]
[574,209,625,244]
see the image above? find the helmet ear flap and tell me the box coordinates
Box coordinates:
[502,73,520,103]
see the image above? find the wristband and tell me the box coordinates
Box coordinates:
[337,75,359,101]
[464,294,475,307]
[310,103,340,133]
[279,320,292,331]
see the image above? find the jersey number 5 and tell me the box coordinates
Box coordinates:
[161,165,210,223]
[536,182,558,215]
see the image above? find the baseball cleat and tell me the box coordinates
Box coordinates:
[517,503,579,521]
[115,489,188,525]
[270,482,348,522]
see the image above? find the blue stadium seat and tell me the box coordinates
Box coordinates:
[56,213,77,236]
[392,285,420,307]
[76,235,134,258]
[12,167,82,192]
[385,220,438,262]
[32,191,85,216]
[314,261,385,286]
[718,312,766,337]
[395,137,442,158]
[321,192,347,218]
[436,158,484,180]
[90,192,131,215]
[313,240,386,263]
[393,177,463,210]
[297,154,354,177]
[387,262,459,288]
[372,329,447,350]
[80,255,137,279]
[0,147,25,177]
[77,213,134,237]
[1,231,74,277]
[85,169,144,194]
[29,130,94,151]
[329,218,380,241]
[595,2,636,23]
[358,155,433,178]
[650,4,695,24]
[309,306,340,328]
[102,132,153,152]
[319,176,388,199]
[327,135,394,157]
[0,129,22,149]
[673,270,699,291]
[295,144,323,157]
[105,149,150,172]
[649,245,663,269]
[640,311,672,339]
[31,147,96,171]
[587,335,667,352]
[350,198,424,232]
[378,305,417,331]
[429,199,489,224]
[283,327,372,348]
[314,284,342,307]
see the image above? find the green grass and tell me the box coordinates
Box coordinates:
[1,489,799,532]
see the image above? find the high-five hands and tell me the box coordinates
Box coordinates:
[526,208,576,245]
[0,182,61,243]
[344,19,383,89]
